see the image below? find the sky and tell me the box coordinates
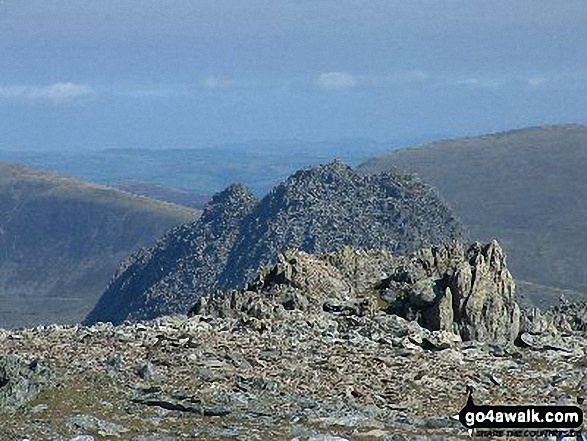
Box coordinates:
[0,0,586,150]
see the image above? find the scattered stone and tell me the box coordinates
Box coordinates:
[29,404,48,414]
[67,414,128,437]
[517,332,570,352]
[1,239,587,438]
[105,354,124,370]
[137,361,160,381]
[306,436,350,441]
[132,436,176,441]
[421,331,462,350]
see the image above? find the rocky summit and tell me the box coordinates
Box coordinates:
[85,162,465,325]
[1,243,587,440]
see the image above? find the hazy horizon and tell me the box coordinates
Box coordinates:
[1,1,586,151]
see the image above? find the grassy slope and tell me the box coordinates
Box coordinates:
[358,124,587,307]
[0,162,199,327]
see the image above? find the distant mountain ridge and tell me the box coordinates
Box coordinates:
[114,182,211,210]
[86,161,465,324]
[0,139,399,196]
[358,123,587,307]
[0,162,199,327]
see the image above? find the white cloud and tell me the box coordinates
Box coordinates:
[0,82,94,105]
[316,72,357,91]
[406,70,430,82]
[455,77,505,89]
[111,86,184,98]
[202,76,236,90]
[528,77,543,88]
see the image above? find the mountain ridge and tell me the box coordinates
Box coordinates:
[0,161,200,328]
[86,161,465,325]
[358,124,587,307]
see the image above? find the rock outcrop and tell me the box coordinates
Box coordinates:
[191,247,398,321]
[383,241,521,343]
[545,299,587,332]
[86,162,465,325]
[0,355,51,410]
[358,124,587,309]
[192,241,521,345]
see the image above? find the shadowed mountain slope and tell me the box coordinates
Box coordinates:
[85,161,465,325]
[358,124,587,307]
[85,183,258,324]
[0,162,199,328]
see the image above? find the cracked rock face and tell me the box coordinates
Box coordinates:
[384,240,521,344]
[86,162,465,325]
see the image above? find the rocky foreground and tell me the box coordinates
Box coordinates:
[1,242,587,440]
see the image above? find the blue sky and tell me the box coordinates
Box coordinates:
[0,0,586,150]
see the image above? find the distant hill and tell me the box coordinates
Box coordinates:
[0,139,398,196]
[114,182,211,210]
[358,124,587,308]
[0,162,199,328]
[85,161,464,325]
